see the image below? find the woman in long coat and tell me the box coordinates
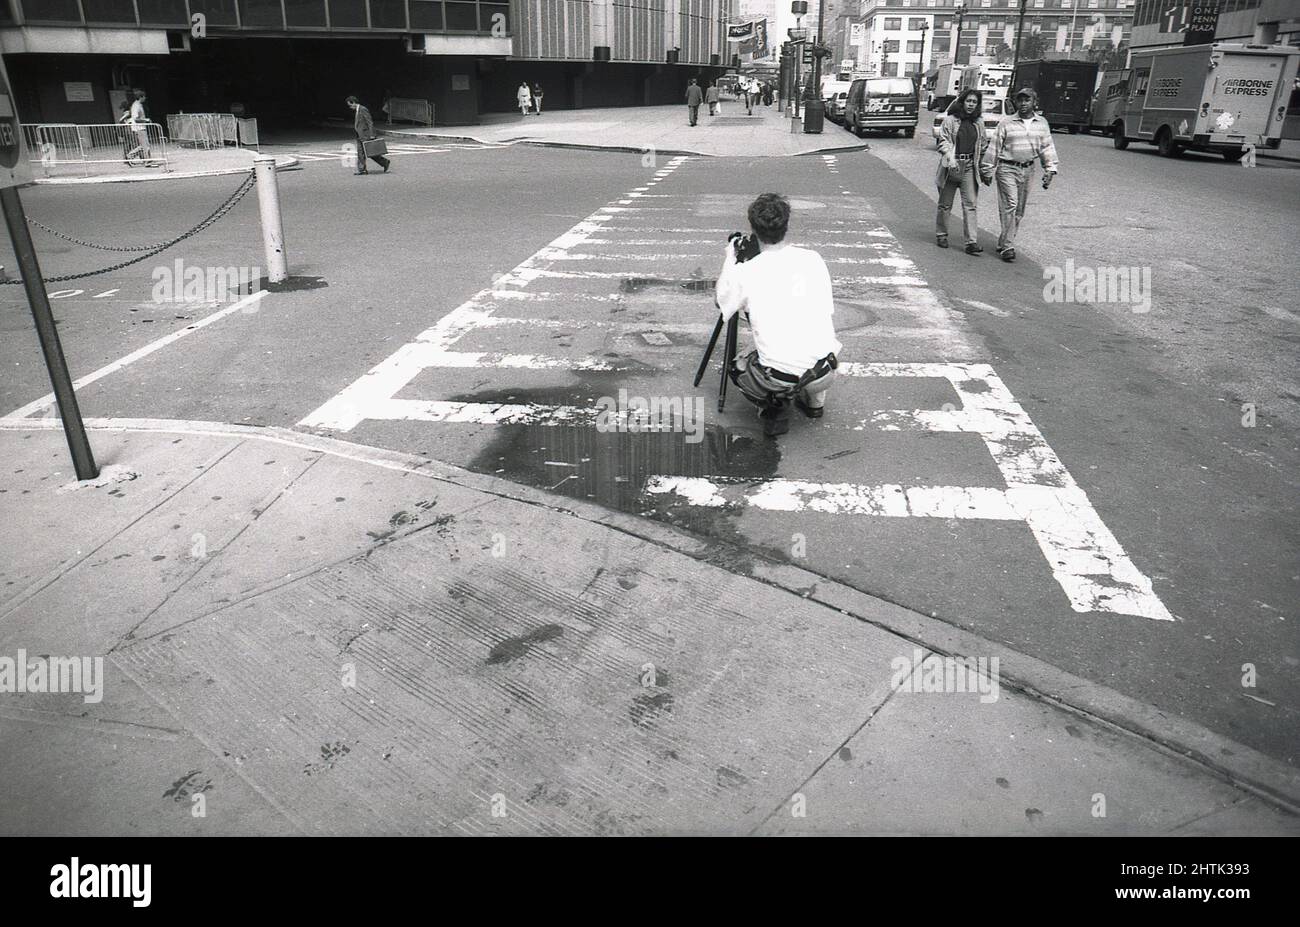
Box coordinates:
[935,89,990,255]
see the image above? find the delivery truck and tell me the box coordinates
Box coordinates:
[959,64,1014,133]
[1088,68,1133,135]
[927,63,963,112]
[1110,42,1299,161]
[1011,59,1099,133]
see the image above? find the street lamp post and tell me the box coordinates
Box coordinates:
[953,1,966,67]
[1011,0,1029,71]
[918,20,929,79]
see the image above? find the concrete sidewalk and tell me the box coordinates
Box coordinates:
[32,147,300,185]
[382,101,870,157]
[1,418,1296,836]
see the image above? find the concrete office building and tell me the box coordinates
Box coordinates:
[0,0,738,127]
[853,0,1133,78]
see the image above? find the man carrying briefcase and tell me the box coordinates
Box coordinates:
[346,96,391,175]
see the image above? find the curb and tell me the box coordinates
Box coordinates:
[5,414,1298,818]
[31,156,301,186]
[383,126,872,157]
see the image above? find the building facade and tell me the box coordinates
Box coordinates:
[1129,0,1300,51]
[852,0,1133,78]
[0,0,737,127]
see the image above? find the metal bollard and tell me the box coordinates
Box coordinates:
[253,156,288,284]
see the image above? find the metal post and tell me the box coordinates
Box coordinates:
[953,2,966,67]
[811,0,826,107]
[1012,0,1029,72]
[0,186,98,481]
[253,155,287,284]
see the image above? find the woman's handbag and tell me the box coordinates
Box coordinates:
[362,138,388,157]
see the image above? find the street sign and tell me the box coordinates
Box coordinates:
[0,56,34,188]
[802,43,814,65]
[1184,2,1220,45]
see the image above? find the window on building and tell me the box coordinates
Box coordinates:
[81,0,138,22]
[479,2,507,32]
[186,0,238,25]
[368,0,406,27]
[933,35,949,51]
[906,39,923,52]
[884,17,901,29]
[444,1,477,30]
[908,16,926,29]
[881,61,899,76]
[21,0,82,20]
[137,0,190,24]
[883,39,900,52]
[409,0,443,29]
[284,0,327,27]
[238,0,284,27]
[327,0,366,27]
[1088,0,1098,7]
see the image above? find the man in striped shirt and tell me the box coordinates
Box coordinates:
[980,88,1060,262]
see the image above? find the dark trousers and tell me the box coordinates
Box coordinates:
[731,349,834,424]
[688,104,699,125]
[355,134,390,173]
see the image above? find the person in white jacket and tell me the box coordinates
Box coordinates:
[517,82,533,116]
[716,193,841,437]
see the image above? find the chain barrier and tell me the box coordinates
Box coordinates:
[1,172,258,286]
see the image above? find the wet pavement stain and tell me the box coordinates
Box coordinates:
[486,623,564,665]
[459,382,780,550]
[629,691,674,727]
[619,276,715,294]
[162,770,212,801]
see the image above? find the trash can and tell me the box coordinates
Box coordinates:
[802,98,825,134]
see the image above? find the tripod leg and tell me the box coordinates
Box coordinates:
[694,315,725,388]
[718,314,738,412]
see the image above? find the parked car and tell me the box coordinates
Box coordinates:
[844,77,919,137]
[826,91,849,123]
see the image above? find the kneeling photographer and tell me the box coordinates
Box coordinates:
[715,193,841,438]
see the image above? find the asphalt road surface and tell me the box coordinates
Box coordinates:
[2,131,1296,767]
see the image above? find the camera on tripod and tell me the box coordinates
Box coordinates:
[729,231,761,263]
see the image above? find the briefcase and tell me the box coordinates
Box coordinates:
[362,138,388,157]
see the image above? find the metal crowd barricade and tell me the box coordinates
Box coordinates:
[22,123,168,175]
[236,117,259,150]
[386,97,434,126]
[168,112,254,149]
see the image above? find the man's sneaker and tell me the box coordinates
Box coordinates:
[794,396,825,419]
[999,248,1016,262]
[965,243,983,255]
[936,234,949,249]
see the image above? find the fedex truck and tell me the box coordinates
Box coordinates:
[1111,43,1299,161]
[959,64,1013,132]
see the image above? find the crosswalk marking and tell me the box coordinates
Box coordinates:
[300,161,1173,622]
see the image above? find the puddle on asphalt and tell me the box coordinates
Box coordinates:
[457,381,779,544]
[619,277,715,294]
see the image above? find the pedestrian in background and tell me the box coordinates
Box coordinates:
[935,89,988,255]
[124,89,152,163]
[346,95,390,175]
[706,82,720,116]
[762,82,773,106]
[686,79,703,126]
[980,87,1058,262]
[517,81,533,116]
[533,83,545,115]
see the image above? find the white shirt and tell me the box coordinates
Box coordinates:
[716,241,841,376]
[129,100,147,124]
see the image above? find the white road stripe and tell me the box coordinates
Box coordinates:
[2,291,268,420]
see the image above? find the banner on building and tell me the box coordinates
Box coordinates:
[728,22,756,42]
[1161,2,1220,43]
[850,22,865,46]
[1184,3,1221,45]
[753,19,768,59]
